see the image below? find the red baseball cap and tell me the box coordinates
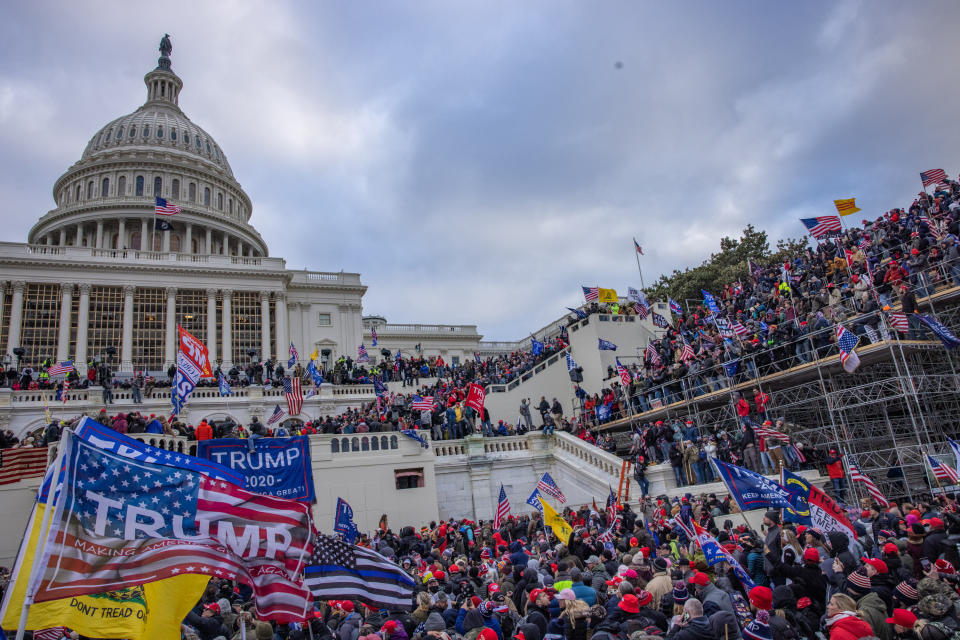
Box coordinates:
[862,557,888,574]
[748,586,772,610]
[803,548,820,563]
[885,608,917,627]
[688,572,709,587]
[883,542,899,555]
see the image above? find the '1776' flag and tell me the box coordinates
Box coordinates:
[32,431,314,622]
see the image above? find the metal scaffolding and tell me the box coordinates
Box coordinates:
[589,289,960,504]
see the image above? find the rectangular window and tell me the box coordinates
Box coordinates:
[132,288,166,371]
[21,284,61,368]
[317,313,332,326]
[451,356,460,367]
[176,290,208,354]
[87,287,124,366]
[231,291,261,365]
[394,468,425,490]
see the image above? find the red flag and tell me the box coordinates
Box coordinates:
[177,325,213,377]
[465,383,486,413]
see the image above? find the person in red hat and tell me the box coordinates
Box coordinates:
[886,608,917,636]
[923,517,947,560]
[688,571,734,616]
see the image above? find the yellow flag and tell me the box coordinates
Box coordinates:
[2,503,209,639]
[309,348,319,362]
[833,198,861,216]
[538,496,573,542]
[598,288,618,304]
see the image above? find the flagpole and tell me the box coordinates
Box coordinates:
[633,238,645,289]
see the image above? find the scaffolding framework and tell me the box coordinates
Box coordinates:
[591,289,960,504]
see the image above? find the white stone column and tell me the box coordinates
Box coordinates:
[260,291,271,362]
[117,219,126,250]
[121,285,135,372]
[185,223,192,254]
[95,221,104,249]
[206,288,218,365]
[300,303,311,354]
[74,283,91,367]
[76,223,84,247]
[162,229,171,253]
[205,228,212,254]
[6,281,24,355]
[164,287,177,368]
[274,292,288,363]
[221,290,233,369]
[223,231,229,256]
[56,283,74,362]
[237,240,244,258]
[140,219,149,250]
[58,228,66,246]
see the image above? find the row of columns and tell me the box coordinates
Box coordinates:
[38,218,258,257]
[1,282,290,373]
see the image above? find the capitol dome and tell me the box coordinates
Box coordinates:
[28,37,267,258]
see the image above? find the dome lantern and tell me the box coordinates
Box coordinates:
[144,34,182,107]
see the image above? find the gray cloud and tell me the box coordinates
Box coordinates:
[2,1,960,339]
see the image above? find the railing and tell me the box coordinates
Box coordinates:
[483,435,530,454]
[8,384,373,405]
[289,270,363,286]
[433,443,468,457]
[372,324,479,335]
[2,243,285,270]
[552,431,624,477]
[486,349,568,394]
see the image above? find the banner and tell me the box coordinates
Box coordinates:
[692,523,755,590]
[34,431,313,622]
[172,325,212,415]
[465,383,486,413]
[598,288,618,304]
[197,436,315,502]
[334,497,360,543]
[782,469,855,545]
[712,459,793,512]
[538,496,573,542]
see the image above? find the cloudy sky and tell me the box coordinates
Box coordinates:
[2,1,959,339]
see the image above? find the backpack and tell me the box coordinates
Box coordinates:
[924,621,960,640]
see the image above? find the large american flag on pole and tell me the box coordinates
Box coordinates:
[921,168,948,187]
[928,455,960,484]
[536,472,566,503]
[154,197,181,216]
[303,533,415,609]
[0,447,49,485]
[47,361,74,376]
[411,395,434,411]
[846,455,889,507]
[494,484,510,529]
[582,286,599,302]
[800,216,842,239]
[283,376,302,415]
[888,312,909,333]
[33,432,314,622]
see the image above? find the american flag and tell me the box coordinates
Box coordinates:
[47,361,74,376]
[858,235,871,250]
[371,327,378,346]
[846,455,889,507]
[928,455,960,484]
[646,342,662,367]
[678,337,695,362]
[412,395,434,411]
[0,447,49,485]
[732,321,749,337]
[836,324,860,372]
[283,376,302,415]
[800,216,842,239]
[34,434,314,622]
[634,302,648,319]
[582,286,599,302]
[288,342,299,368]
[536,472,566,503]
[357,344,370,363]
[494,484,510,529]
[33,627,68,640]
[651,312,669,329]
[921,168,948,187]
[753,426,789,442]
[303,533,416,609]
[616,358,631,386]
[267,404,285,425]
[154,196,181,215]
[605,486,617,523]
[888,312,909,333]
[634,238,644,255]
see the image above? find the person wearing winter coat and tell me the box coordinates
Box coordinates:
[843,570,891,640]
[665,598,714,640]
[687,572,734,617]
[824,593,875,640]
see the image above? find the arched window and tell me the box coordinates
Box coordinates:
[135,176,144,197]
[170,234,181,252]
[340,438,349,453]
[196,137,202,150]
[390,436,398,450]
[351,439,359,452]
[75,185,81,201]
[87,181,94,199]
[206,142,211,154]
[229,198,233,215]
[184,133,190,145]
[191,238,200,253]
[331,439,340,453]
[361,437,369,451]
[106,128,113,140]
[189,183,196,202]
[101,177,109,197]
[116,127,123,139]
[380,436,389,450]
[217,192,223,210]
[204,187,210,206]
[371,437,379,451]
[153,177,162,197]
[172,179,180,200]
[118,176,126,196]
[157,126,163,139]
[143,125,150,138]
[129,127,136,138]
[171,129,177,141]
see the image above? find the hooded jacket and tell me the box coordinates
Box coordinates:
[665,615,714,640]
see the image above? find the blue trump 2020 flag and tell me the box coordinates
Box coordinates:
[598,338,617,351]
[711,459,793,512]
[334,497,360,543]
[526,487,544,512]
[917,313,960,349]
[531,338,544,356]
[218,372,232,396]
[702,290,720,314]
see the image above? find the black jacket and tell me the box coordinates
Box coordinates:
[665,616,714,640]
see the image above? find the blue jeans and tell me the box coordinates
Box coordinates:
[637,476,650,498]
[543,422,554,435]
[248,432,262,452]
[672,465,687,487]
[131,386,142,403]
[831,477,846,502]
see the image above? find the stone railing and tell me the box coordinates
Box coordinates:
[552,431,624,477]
[433,434,533,458]
[4,243,284,270]
[434,443,468,457]
[484,436,531,454]
[371,324,479,335]
[485,348,568,394]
